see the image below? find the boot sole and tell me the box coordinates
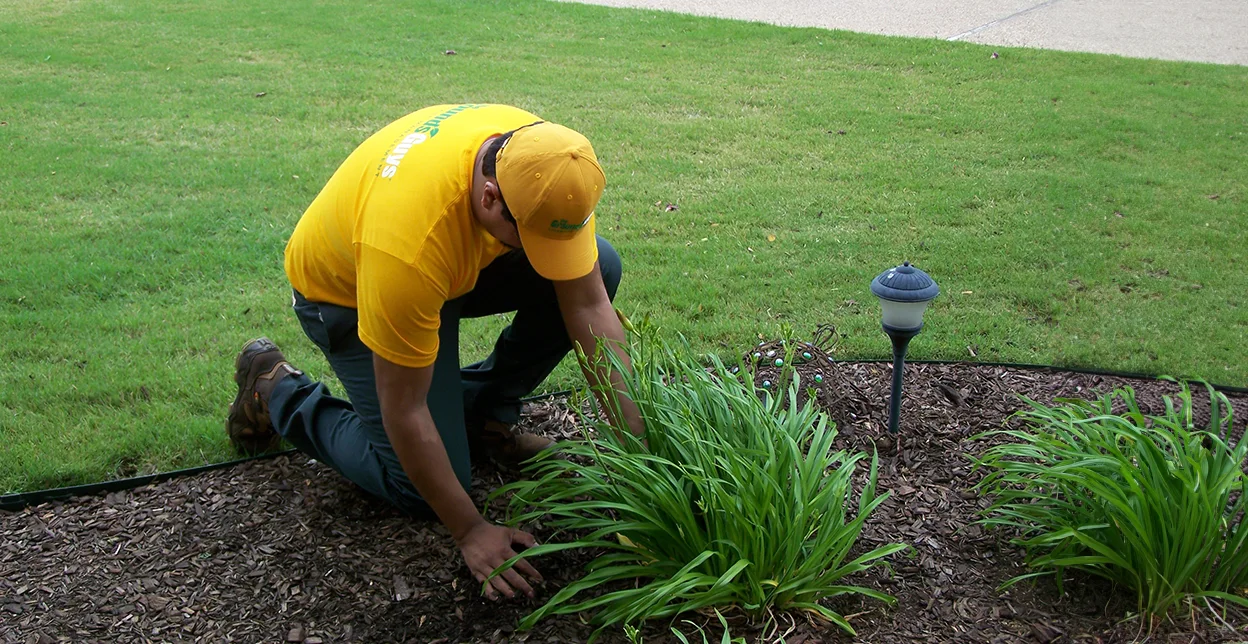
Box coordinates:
[226,337,280,451]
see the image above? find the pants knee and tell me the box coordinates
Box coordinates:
[596,235,622,301]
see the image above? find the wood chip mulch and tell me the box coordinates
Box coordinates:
[3,358,1246,644]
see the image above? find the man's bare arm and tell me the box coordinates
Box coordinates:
[373,356,542,598]
[552,263,644,438]
[373,358,484,537]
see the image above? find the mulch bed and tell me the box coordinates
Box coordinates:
[3,353,1247,643]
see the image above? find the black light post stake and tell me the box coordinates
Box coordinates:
[871,263,940,435]
[884,326,918,435]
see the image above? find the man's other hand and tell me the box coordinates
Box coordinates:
[456,522,543,600]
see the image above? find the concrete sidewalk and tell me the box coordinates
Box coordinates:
[561,0,1248,66]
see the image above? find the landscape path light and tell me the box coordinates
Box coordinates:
[870,262,940,435]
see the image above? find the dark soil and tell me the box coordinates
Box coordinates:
[3,356,1246,644]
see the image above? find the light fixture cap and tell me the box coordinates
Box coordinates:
[871,262,940,302]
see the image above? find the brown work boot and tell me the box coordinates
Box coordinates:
[469,418,555,467]
[226,337,302,455]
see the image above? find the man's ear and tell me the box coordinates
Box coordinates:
[481,179,503,212]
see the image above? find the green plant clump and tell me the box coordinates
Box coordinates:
[972,381,1248,617]
[488,327,905,636]
[624,609,745,644]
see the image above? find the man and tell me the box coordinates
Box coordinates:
[225,103,640,602]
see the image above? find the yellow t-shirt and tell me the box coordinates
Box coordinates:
[284,104,544,368]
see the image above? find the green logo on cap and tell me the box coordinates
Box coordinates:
[549,219,587,232]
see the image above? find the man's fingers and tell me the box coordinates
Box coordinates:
[501,566,535,598]
[510,528,539,549]
[472,570,499,601]
[507,529,543,582]
[462,526,545,601]
[512,556,544,583]
[487,573,516,599]
[471,574,496,599]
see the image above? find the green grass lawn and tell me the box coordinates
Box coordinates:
[2,0,1245,493]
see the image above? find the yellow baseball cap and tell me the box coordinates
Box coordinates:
[495,121,606,281]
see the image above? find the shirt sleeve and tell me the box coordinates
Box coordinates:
[355,244,446,368]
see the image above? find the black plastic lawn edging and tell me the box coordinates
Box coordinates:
[0,449,299,513]
[0,390,573,513]
[866,359,1248,395]
[2,361,1243,513]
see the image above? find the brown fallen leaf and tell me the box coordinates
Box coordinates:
[1207,194,1220,200]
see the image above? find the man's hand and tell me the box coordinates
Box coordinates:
[456,522,543,600]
